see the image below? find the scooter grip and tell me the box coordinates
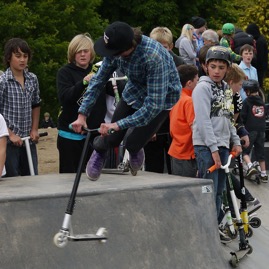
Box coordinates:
[108,128,115,134]
[230,151,237,158]
[39,132,48,137]
[207,164,217,174]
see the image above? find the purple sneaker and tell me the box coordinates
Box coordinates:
[129,148,145,172]
[86,150,106,181]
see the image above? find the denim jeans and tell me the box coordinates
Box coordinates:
[194,145,229,223]
[5,142,38,177]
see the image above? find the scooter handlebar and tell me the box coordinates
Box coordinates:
[21,131,48,141]
[206,151,237,173]
[68,124,115,135]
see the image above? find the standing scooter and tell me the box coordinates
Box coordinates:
[22,132,48,176]
[218,189,238,240]
[101,73,139,176]
[207,152,253,268]
[53,127,109,248]
[231,157,262,231]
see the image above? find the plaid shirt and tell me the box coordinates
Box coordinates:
[0,68,41,137]
[79,35,181,130]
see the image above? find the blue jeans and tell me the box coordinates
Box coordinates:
[5,142,38,177]
[194,145,229,223]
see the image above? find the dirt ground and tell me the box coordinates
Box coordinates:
[37,128,59,174]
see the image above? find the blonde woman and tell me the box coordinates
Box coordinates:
[175,24,197,65]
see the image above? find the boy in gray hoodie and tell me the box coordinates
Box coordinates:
[192,46,242,243]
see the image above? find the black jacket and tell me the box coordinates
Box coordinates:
[233,29,255,55]
[241,95,266,132]
[246,23,268,72]
[57,62,106,132]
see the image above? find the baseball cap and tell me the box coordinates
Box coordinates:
[94,21,134,57]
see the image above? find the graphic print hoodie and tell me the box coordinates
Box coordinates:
[192,76,241,153]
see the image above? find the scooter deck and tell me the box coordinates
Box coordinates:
[68,234,107,241]
[229,246,252,267]
[101,168,130,175]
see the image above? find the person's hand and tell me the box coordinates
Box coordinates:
[30,129,39,143]
[240,135,250,148]
[9,133,23,147]
[231,145,242,157]
[99,122,119,136]
[71,114,87,133]
[83,72,94,85]
[212,151,221,169]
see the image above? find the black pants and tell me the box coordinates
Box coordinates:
[144,134,172,174]
[93,99,170,154]
[226,172,254,217]
[57,135,94,173]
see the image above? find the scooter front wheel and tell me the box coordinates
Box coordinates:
[53,232,68,248]
[229,255,238,268]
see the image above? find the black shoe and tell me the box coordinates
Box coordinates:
[245,166,258,179]
[260,175,268,183]
[247,198,262,215]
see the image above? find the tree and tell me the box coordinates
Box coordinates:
[0,0,106,120]
[0,0,268,119]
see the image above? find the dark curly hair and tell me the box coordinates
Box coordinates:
[3,38,32,67]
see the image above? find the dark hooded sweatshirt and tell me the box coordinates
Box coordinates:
[246,23,268,73]
[241,95,266,132]
[57,62,106,132]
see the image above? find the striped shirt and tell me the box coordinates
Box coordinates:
[79,35,181,130]
[0,68,41,137]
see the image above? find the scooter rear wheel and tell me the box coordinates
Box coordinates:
[249,217,261,228]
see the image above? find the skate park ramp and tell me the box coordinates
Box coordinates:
[0,171,268,269]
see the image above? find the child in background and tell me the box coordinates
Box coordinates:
[241,79,267,182]
[220,23,241,63]
[169,64,198,177]
[192,46,242,243]
[150,26,185,66]
[224,64,261,214]
[239,44,259,101]
[40,112,55,128]
[143,26,185,174]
